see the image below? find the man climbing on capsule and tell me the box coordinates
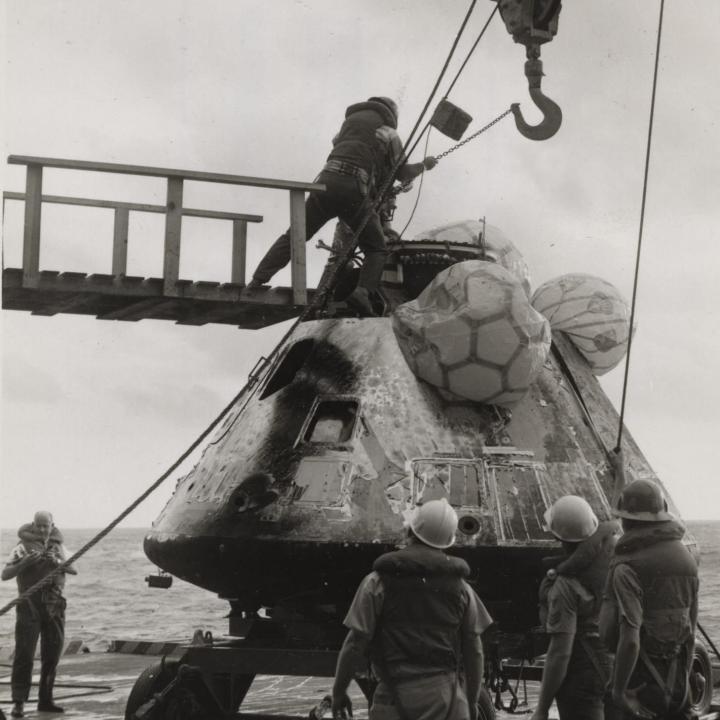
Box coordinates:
[248,96,437,316]
[330,498,492,720]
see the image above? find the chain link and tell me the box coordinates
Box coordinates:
[433,107,513,160]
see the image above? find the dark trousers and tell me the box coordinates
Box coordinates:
[617,653,693,720]
[252,170,387,291]
[556,636,613,720]
[11,594,66,704]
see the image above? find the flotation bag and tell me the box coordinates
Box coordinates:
[392,260,550,407]
[413,220,531,295]
[531,274,632,376]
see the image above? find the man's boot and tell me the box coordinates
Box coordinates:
[346,286,376,317]
[38,673,63,713]
[10,701,24,718]
[36,701,64,713]
[245,277,268,290]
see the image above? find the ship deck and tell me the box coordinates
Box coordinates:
[1,649,719,720]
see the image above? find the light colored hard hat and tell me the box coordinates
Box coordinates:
[408,498,458,549]
[614,479,674,522]
[544,495,599,542]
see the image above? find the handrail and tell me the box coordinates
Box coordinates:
[6,156,325,303]
[3,191,263,222]
[8,155,325,193]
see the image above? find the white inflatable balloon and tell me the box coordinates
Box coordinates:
[532,273,632,376]
[392,260,551,407]
[412,219,531,295]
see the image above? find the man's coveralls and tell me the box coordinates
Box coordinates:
[600,520,699,719]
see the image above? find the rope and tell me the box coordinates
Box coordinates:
[0,382,251,618]
[405,2,496,161]
[444,4,499,98]
[399,127,432,238]
[697,621,720,663]
[403,0,478,158]
[616,0,666,450]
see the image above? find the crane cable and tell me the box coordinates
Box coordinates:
[616,0,665,451]
[611,0,720,659]
[405,2,499,161]
[402,0,479,156]
[400,4,504,237]
[0,1,484,617]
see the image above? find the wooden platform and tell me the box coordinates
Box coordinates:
[3,155,327,327]
[2,268,314,329]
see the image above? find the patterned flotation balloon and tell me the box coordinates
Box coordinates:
[413,219,531,295]
[392,260,551,407]
[531,274,632,376]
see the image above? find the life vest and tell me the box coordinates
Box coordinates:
[540,521,617,636]
[14,523,66,597]
[371,544,469,678]
[328,100,399,183]
[600,521,698,658]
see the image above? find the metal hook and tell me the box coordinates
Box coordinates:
[511,57,563,141]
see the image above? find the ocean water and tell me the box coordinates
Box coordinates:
[1,522,719,652]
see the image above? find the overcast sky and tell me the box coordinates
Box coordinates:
[1,0,719,529]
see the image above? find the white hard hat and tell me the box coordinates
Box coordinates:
[544,495,599,543]
[407,498,458,549]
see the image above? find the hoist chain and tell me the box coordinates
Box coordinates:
[433,107,513,160]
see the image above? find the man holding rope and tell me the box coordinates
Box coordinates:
[2,511,76,717]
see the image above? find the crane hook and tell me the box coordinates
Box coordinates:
[511,56,562,141]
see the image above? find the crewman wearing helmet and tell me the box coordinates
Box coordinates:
[600,470,699,720]
[248,96,437,316]
[531,492,620,720]
[331,498,493,720]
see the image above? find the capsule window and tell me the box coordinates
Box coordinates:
[260,339,315,400]
[412,461,484,507]
[304,399,358,444]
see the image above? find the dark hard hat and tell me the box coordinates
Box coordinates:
[368,96,398,126]
[614,479,674,522]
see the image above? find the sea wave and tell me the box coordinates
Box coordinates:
[2,523,719,652]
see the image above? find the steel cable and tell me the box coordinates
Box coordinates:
[616,0,666,450]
